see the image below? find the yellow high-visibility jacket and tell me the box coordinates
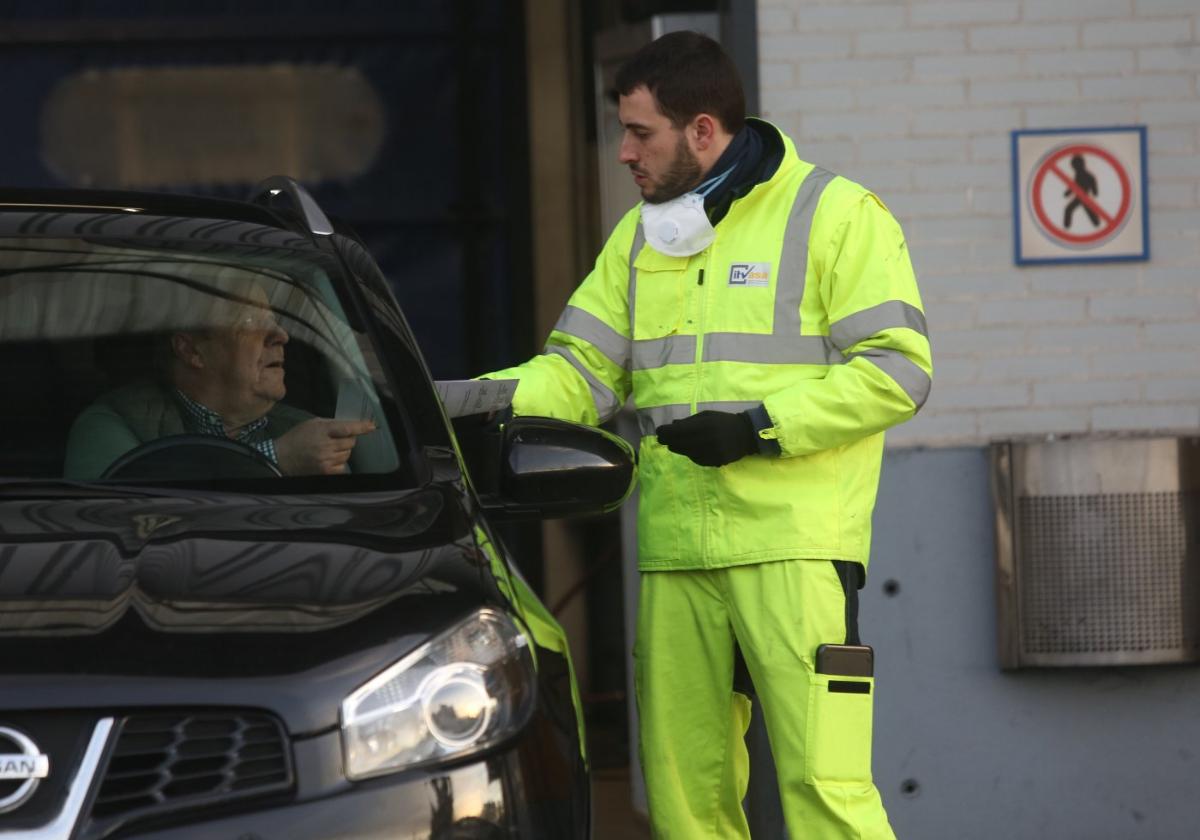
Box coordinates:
[486,121,932,572]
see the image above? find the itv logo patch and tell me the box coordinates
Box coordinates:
[728,262,771,287]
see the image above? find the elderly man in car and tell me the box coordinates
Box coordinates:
[64,284,374,479]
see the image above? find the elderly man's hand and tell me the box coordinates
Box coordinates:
[275,418,376,475]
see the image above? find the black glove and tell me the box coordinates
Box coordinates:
[656,410,759,467]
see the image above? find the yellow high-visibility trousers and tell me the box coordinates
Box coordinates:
[635,559,895,839]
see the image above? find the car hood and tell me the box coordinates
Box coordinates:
[0,484,482,636]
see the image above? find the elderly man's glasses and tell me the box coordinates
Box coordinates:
[231,309,282,333]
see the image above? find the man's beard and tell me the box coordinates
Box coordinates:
[640,133,703,204]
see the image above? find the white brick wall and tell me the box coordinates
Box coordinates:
[758,0,1200,446]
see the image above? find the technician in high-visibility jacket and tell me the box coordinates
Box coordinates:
[484,32,930,840]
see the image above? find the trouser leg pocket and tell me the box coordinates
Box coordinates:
[804,674,874,785]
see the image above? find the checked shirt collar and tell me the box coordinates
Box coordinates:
[174,389,278,464]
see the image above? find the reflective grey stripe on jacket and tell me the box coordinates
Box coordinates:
[695,166,837,368]
[703,334,843,365]
[627,222,645,338]
[845,349,932,408]
[544,345,622,421]
[632,335,696,370]
[552,305,631,370]
[553,303,708,377]
[830,300,931,407]
[637,401,761,439]
[829,300,927,351]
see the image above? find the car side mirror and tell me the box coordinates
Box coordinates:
[479,417,636,520]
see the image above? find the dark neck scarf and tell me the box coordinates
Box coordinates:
[702,119,783,226]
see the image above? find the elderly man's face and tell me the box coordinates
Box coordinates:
[189,286,289,422]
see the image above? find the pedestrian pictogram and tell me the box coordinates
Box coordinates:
[1062,154,1100,230]
[1031,144,1131,246]
[1012,127,1148,266]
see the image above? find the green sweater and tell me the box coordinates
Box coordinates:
[63,382,310,479]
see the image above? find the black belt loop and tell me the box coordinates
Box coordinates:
[831,560,863,646]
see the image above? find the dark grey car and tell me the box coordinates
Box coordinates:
[0,179,635,839]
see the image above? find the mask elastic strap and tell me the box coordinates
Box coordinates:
[693,165,734,199]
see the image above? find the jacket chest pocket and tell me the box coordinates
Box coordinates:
[708,277,777,334]
[631,247,690,339]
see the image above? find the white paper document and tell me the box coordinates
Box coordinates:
[335,378,377,423]
[435,379,518,418]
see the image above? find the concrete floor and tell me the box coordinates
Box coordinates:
[591,766,651,839]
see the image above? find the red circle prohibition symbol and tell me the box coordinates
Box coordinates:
[1029,143,1131,246]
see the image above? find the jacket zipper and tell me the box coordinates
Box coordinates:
[693,254,711,564]
[691,262,707,412]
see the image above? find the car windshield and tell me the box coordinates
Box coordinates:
[0,235,405,485]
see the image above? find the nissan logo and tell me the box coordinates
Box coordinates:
[0,726,49,814]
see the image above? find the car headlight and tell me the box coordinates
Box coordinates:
[340,608,536,780]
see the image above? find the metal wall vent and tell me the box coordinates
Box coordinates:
[992,437,1200,668]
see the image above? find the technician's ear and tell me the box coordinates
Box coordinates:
[690,113,719,152]
[171,332,205,369]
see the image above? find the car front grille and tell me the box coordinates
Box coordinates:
[90,711,292,826]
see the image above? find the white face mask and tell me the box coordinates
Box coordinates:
[638,165,732,258]
[641,193,714,258]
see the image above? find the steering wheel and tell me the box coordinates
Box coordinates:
[101,434,283,481]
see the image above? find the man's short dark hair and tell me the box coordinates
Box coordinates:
[615,31,746,135]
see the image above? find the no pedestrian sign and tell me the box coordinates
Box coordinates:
[1012,126,1148,265]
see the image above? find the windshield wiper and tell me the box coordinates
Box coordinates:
[0,479,187,499]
